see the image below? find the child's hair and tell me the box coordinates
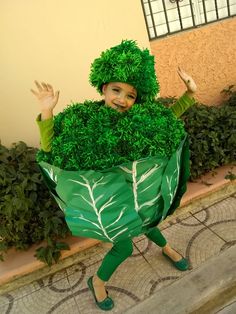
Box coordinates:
[89,40,159,103]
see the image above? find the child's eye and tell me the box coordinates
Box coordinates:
[112,88,119,92]
[128,95,135,99]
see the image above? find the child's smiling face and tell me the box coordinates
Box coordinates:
[102,82,137,112]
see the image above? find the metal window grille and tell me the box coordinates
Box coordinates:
[141,0,236,40]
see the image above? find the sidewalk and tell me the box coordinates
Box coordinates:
[126,244,236,314]
[0,168,236,313]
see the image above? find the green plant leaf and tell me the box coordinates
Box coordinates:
[225,171,236,181]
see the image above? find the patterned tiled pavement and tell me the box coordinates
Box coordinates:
[1,195,236,314]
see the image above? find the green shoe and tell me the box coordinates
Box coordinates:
[87,276,114,311]
[162,251,189,271]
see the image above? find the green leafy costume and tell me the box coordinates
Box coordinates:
[36,40,195,243]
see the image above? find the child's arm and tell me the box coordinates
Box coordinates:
[31,81,60,152]
[36,115,54,152]
[171,68,197,118]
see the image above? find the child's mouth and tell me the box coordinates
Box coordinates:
[114,103,126,111]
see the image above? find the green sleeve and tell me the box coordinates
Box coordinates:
[170,92,195,118]
[36,114,54,152]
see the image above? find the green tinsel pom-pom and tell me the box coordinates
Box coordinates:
[37,101,186,171]
[89,40,159,103]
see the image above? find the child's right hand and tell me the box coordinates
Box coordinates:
[31,81,60,115]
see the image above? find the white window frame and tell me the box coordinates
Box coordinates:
[141,0,236,39]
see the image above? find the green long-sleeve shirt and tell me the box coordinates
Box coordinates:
[36,93,195,152]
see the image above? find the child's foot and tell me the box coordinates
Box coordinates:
[92,275,108,302]
[87,276,114,311]
[162,244,183,262]
[162,244,189,271]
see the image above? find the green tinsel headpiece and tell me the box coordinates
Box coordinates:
[89,40,159,103]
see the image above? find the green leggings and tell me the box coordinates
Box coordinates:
[97,227,167,281]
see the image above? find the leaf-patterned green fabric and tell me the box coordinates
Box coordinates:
[39,136,189,243]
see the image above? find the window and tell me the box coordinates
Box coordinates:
[141,0,236,39]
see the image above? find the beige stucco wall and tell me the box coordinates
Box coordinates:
[150,18,236,105]
[0,0,149,147]
[1,2,235,148]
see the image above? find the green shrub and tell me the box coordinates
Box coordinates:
[181,85,236,180]
[0,142,70,265]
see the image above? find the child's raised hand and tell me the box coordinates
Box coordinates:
[31,81,60,112]
[177,67,197,95]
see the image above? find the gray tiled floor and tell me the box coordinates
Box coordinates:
[1,195,236,313]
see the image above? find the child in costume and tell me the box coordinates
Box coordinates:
[31,40,197,311]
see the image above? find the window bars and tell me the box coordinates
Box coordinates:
[141,0,236,39]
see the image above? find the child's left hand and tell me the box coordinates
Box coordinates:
[177,67,197,95]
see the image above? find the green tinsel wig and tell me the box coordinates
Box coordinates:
[89,40,159,103]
